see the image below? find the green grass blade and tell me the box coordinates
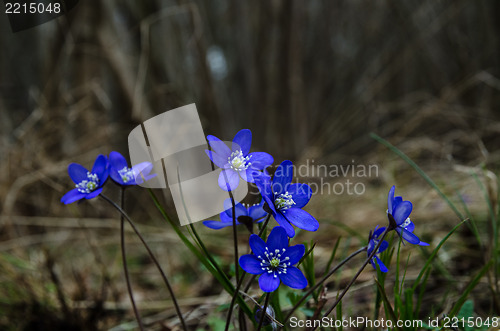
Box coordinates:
[412,219,468,292]
[370,133,464,220]
[448,260,492,317]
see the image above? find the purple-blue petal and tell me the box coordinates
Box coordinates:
[132,162,156,184]
[219,211,234,224]
[266,226,289,252]
[61,188,86,204]
[287,183,312,208]
[68,163,88,184]
[418,240,430,246]
[232,129,252,156]
[374,256,388,273]
[218,169,240,191]
[205,149,228,169]
[248,200,267,220]
[85,187,103,199]
[91,155,108,180]
[207,135,231,158]
[258,272,280,292]
[392,196,403,211]
[203,219,236,229]
[379,240,389,253]
[249,234,267,257]
[279,266,307,289]
[272,160,293,196]
[281,244,305,265]
[239,254,264,275]
[274,212,295,238]
[109,168,125,185]
[248,152,273,170]
[281,208,319,232]
[223,199,248,218]
[244,168,259,183]
[255,175,275,210]
[393,201,412,225]
[387,186,395,213]
[373,226,386,237]
[109,151,128,171]
[398,228,421,245]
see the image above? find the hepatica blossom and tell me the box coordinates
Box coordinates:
[255,160,319,238]
[205,129,273,191]
[387,186,429,246]
[367,226,389,272]
[239,226,307,292]
[109,151,155,186]
[203,199,267,230]
[61,154,109,204]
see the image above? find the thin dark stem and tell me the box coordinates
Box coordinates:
[119,188,145,331]
[230,197,240,281]
[229,213,272,329]
[225,269,248,330]
[283,246,367,324]
[257,214,272,238]
[311,227,391,330]
[100,194,188,331]
[257,292,271,331]
[221,170,239,281]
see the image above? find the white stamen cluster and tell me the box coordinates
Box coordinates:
[401,217,411,229]
[274,192,295,210]
[228,150,252,171]
[118,166,135,183]
[76,172,99,193]
[258,247,290,278]
[242,202,260,208]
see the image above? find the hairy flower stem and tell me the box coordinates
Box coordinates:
[119,188,145,331]
[100,194,188,331]
[226,214,272,330]
[257,292,271,331]
[257,214,272,238]
[311,227,391,330]
[283,246,367,324]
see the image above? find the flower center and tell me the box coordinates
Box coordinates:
[118,167,134,183]
[258,248,291,278]
[274,192,295,210]
[228,150,252,172]
[270,257,280,268]
[76,172,99,194]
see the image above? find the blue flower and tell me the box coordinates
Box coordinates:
[255,305,277,329]
[108,151,155,186]
[367,226,389,272]
[61,155,109,204]
[255,160,319,238]
[387,186,429,246]
[239,226,307,292]
[205,129,273,191]
[203,199,267,230]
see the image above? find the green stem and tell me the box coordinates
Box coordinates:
[100,194,188,331]
[119,188,145,331]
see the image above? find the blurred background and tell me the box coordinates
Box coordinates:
[1,0,499,330]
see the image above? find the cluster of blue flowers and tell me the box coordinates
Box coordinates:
[202,129,429,293]
[61,129,429,295]
[61,151,154,204]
